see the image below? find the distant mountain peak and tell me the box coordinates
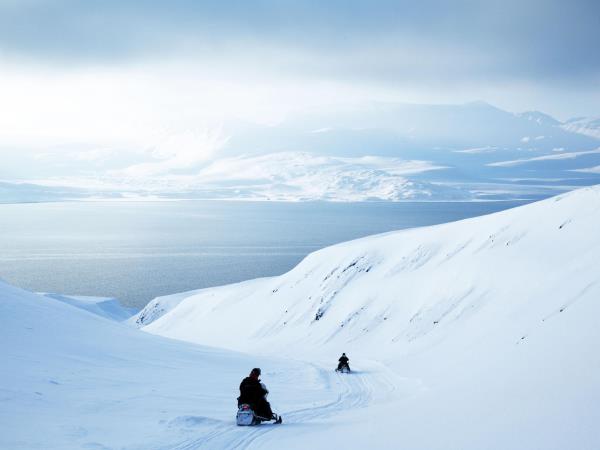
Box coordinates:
[517,111,562,126]
[561,116,600,140]
[464,100,494,108]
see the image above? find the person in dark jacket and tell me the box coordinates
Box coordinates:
[238,368,280,422]
[337,353,350,371]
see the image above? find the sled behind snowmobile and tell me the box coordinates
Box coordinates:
[236,404,258,426]
[335,364,351,374]
[236,404,283,426]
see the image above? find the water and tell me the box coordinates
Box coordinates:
[0,200,528,309]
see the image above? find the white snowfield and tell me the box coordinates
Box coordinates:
[2,185,600,449]
[41,292,137,321]
[142,185,600,448]
[0,280,334,450]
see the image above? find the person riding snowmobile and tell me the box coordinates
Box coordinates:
[238,368,281,423]
[337,353,350,371]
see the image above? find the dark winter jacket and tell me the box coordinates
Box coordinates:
[238,377,267,406]
[339,355,349,365]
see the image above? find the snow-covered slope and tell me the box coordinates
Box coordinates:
[41,292,137,321]
[133,285,221,327]
[0,280,333,450]
[188,152,466,201]
[5,186,600,449]
[517,110,562,127]
[139,185,600,449]
[562,116,600,140]
[142,185,600,356]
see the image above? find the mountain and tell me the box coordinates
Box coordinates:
[217,102,600,200]
[4,102,600,203]
[5,152,471,202]
[562,116,600,140]
[0,181,88,203]
[223,102,598,157]
[167,152,470,201]
[137,185,600,448]
[139,185,600,355]
[517,110,562,127]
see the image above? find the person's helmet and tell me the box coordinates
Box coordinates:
[342,353,346,356]
[251,368,261,377]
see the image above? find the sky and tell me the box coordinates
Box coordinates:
[0,0,599,182]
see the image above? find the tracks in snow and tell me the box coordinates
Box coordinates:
[165,361,394,450]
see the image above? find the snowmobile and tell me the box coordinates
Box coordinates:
[237,384,282,426]
[335,362,351,373]
[236,404,282,426]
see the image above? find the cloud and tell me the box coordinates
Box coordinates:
[1,0,599,179]
[115,128,229,177]
[1,0,598,86]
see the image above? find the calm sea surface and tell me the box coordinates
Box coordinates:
[0,200,528,309]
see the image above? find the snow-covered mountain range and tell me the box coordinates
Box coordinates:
[155,152,469,201]
[216,102,600,201]
[4,102,600,203]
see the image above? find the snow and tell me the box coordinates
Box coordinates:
[453,146,497,154]
[40,292,137,321]
[3,185,600,449]
[0,279,333,450]
[26,152,466,202]
[141,185,600,448]
[573,165,600,174]
[131,282,261,328]
[188,152,460,201]
[562,117,600,140]
[488,147,600,167]
[517,111,561,127]
[5,102,600,204]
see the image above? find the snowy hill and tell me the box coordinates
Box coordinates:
[0,280,333,449]
[517,110,562,127]
[138,185,600,448]
[40,292,137,321]
[4,186,600,449]
[141,185,600,356]
[180,152,469,201]
[562,116,600,140]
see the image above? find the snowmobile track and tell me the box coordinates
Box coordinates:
[165,361,381,450]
